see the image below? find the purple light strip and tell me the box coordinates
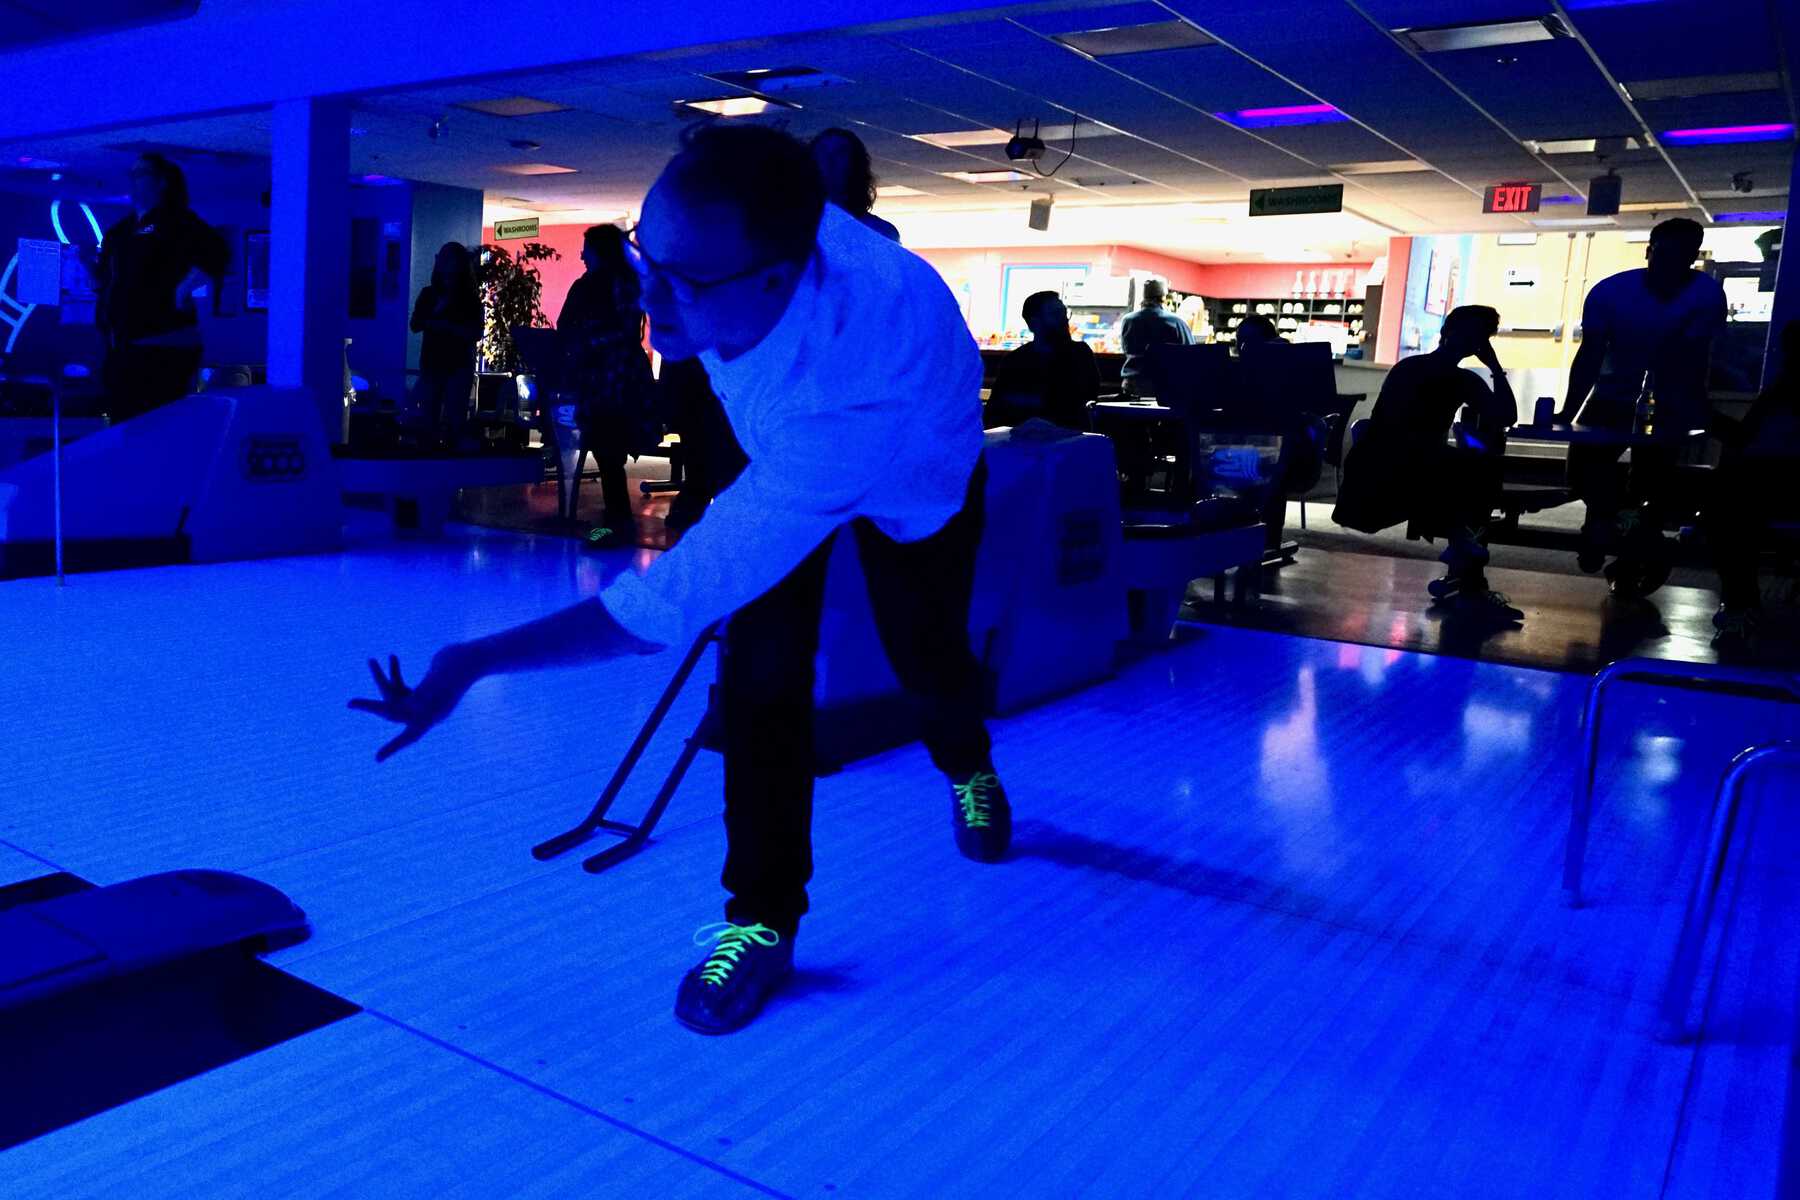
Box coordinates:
[1661,123,1794,145]
[1714,211,1785,223]
[1235,103,1338,119]
[1220,103,1349,129]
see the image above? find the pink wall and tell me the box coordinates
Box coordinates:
[483,223,588,324]
[1376,237,1411,365]
[1182,262,1371,298]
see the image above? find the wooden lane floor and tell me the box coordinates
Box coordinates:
[0,533,1795,1197]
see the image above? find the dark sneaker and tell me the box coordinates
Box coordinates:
[950,769,1011,863]
[582,521,638,550]
[1449,588,1525,623]
[674,923,794,1035]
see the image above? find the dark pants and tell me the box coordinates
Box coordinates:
[583,444,632,522]
[663,359,747,510]
[1706,457,1792,609]
[414,370,473,448]
[102,344,202,423]
[720,458,993,936]
[1568,398,1681,533]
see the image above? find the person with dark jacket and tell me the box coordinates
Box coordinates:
[409,242,482,450]
[1705,320,1800,650]
[95,153,229,422]
[1334,305,1522,620]
[988,290,1099,431]
[556,223,659,547]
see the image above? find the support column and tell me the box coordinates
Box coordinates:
[1760,146,1800,388]
[268,97,350,443]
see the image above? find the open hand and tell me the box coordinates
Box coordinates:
[348,650,476,761]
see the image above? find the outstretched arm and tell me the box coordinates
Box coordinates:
[350,598,656,760]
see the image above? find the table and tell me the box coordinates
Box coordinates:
[1505,423,1708,447]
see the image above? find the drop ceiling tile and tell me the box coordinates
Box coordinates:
[1102,45,1316,112]
[1569,0,1780,80]
[1638,92,1793,133]
[1427,40,1637,141]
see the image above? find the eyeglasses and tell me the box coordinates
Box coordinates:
[623,229,778,302]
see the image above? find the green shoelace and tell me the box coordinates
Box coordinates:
[954,771,1001,829]
[692,922,781,987]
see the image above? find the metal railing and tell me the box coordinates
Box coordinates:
[1658,740,1800,1043]
[1565,658,1800,906]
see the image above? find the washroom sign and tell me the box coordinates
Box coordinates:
[493,218,540,240]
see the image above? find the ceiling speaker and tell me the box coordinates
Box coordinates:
[1588,174,1623,216]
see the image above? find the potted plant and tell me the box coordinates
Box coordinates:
[476,241,560,373]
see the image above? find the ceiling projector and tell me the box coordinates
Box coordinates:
[1006,129,1046,162]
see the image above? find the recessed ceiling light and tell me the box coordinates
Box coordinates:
[495,163,579,176]
[1523,137,1644,155]
[457,96,571,118]
[912,129,1012,148]
[678,96,775,117]
[704,66,847,95]
[1531,216,1616,227]
[945,169,1029,184]
[1052,20,1214,57]
[1661,123,1794,146]
[1218,103,1348,129]
[1398,17,1565,53]
[1327,160,1431,175]
[1622,72,1781,101]
[1497,233,1539,245]
[1617,201,1693,212]
[876,184,928,197]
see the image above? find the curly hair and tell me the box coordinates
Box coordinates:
[811,127,878,215]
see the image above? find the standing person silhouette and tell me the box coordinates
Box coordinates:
[409,242,481,450]
[556,224,658,547]
[95,153,229,422]
[351,124,1011,1036]
[1118,278,1192,396]
[1556,217,1726,592]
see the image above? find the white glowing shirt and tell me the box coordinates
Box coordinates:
[600,205,984,648]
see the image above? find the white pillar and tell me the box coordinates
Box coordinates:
[268,97,350,442]
[1761,144,1800,388]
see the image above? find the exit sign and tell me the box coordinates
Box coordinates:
[1483,183,1542,214]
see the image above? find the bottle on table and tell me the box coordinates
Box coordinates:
[1634,369,1656,437]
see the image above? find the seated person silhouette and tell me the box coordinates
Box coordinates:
[1333,305,1522,620]
[988,290,1100,432]
[1234,314,1282,353]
